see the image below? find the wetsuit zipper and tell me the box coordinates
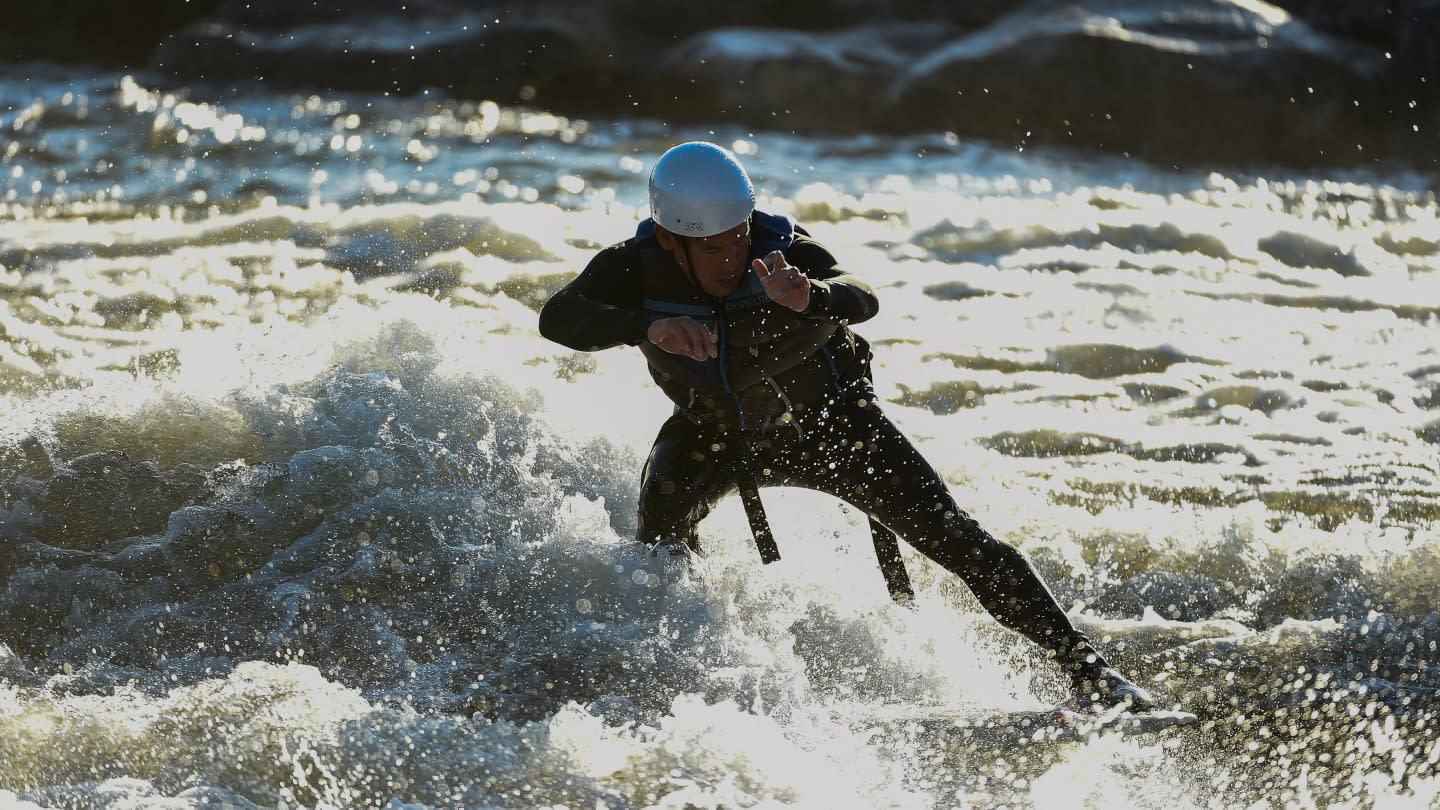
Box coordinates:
[715,295,751,433]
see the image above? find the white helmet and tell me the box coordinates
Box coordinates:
[648,142,755,238]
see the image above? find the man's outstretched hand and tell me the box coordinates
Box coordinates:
[647,316,717,361]
[753,250,810,312]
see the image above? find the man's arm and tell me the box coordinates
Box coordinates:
[785,236,880,324]
[538,242,659,351]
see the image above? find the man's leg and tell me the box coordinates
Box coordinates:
[637,412,736,555]
[768,397,1153,709]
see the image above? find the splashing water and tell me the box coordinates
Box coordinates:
[2,69,1439,809]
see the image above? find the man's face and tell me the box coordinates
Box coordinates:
[661,220,752,297]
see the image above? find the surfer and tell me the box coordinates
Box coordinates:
[539,141,1155,711]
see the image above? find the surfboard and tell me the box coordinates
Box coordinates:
[863,705,1200,747]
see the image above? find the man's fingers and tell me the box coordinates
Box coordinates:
[650,317,711,360]
[653,318,716,360]
[693,324,717,359]
[666,338,703,361]
[679,320,716,359]
[753,251,789,279]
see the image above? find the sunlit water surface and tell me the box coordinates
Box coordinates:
[1,68,1438,809]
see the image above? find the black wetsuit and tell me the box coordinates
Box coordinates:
[539,214,1111,679]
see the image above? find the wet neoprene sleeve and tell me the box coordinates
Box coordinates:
[539,243,655,351]
[538,234,878,352]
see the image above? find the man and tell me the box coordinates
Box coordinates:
[539,141,1154,710]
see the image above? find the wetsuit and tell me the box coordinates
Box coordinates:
[538,212,1112,679]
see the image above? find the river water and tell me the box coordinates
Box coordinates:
[1,66,1438,809]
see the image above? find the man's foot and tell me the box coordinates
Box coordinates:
[645,538,702,583]
[1070,667,1156,712]
[647,537,699,561]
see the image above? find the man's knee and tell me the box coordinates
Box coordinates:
[637,475,702,552]
[882,501,1004,568]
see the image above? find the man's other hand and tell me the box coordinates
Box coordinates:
[647,317,718,361]
[753,251,810,312]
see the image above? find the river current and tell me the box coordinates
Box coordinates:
[1,67,1438,809]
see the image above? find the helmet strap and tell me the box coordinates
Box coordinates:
[676,236,703,291]
[657,225,704,292]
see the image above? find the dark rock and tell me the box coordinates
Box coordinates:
[151,13,615,107]
[889,1,1396,165]
[1268,0,1404,43]
[606,0,1013,39]
[1269,0,1440,85]
[644,23,959,131]
[6,0,1439,167]
[2,0,219,65]
[205,0,460,31]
